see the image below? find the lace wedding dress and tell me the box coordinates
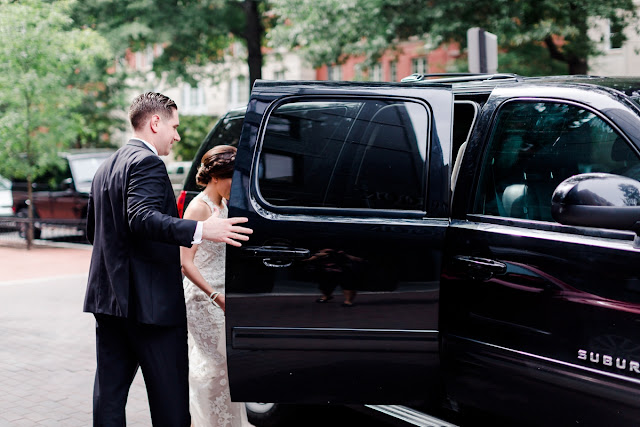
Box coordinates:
[183,193,251,427]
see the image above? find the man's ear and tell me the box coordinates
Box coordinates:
[150,114,161,133]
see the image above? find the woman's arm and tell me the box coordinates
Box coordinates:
[180,199,226,311]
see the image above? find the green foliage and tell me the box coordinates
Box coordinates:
[173,115,219,162]
[0,0,114,182]
[71,0,266,87]
[268,0,392,68]
[498,43,568,76]
[269,0,639,74]
[68,63,129,150]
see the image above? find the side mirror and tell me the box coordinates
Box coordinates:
[551,173,640,233]
[60,177,74,191]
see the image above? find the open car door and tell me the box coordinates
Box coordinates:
[226,80,453,405]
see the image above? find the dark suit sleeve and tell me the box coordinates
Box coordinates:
[127,155,196,247]
[86,190,95,245]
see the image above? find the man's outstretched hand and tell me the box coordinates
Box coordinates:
[202,209,252,247]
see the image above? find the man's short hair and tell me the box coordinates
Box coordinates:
[129,92,178,131]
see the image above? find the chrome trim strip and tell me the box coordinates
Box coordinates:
[235,326,438,334]
[453,335,640,387]
[451,219,638,252]
[365,404,458,427]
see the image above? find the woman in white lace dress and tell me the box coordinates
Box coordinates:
[180,145,251,427]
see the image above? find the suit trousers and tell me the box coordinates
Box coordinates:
[93,314,190,427]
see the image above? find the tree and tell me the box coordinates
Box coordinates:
[71,0,266,91]
[69,62,129,149]
[0,0,112,247]
[268,0,638,75]
[173,115,219,162]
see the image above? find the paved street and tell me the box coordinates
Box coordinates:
[0,243,401,427]
[0,244,153,426]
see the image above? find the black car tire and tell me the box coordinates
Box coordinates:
[16,208,41,240]
[245,402,297,427]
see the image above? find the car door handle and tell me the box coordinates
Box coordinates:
[453,255,507,278]
[241,246,311,268]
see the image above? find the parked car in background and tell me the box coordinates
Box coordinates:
[0,175,15,232]
[12,149,114,238]
[166,161,192,196]
[0,175,12,217]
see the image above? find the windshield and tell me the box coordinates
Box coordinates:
[0,176,10,190]
[70,155,109,184]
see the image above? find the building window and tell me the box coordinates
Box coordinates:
[229,75,250,109]
[133,45,155,71]
[274,69,286,80]
[371,63,383,81]
[412,57,428,75]
[182,83,206,115]
[328,65,342,81]
[609,19,624,49]
[390,61,398,82]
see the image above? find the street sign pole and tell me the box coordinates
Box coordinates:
[467,27,498,74]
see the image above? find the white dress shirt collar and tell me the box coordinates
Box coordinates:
[131,138,158,156]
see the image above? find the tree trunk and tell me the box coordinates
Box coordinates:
[242,0,263,92]
[568,57,588,75]
[26,176,34,250]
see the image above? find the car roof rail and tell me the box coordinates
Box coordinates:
[401,73,524,84]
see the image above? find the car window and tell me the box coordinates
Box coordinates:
[0,176,10,190]
[257,99,429,212]
[474,100,640,222]
[70,156,109,185]
[207,115,244,148]
[32,162,71,190]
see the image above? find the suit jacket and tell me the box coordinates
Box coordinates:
[84,139,197,326]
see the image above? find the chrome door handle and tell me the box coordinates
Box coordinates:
[241,246,310,258]
[453,255,507,279]
[241,246,310,268]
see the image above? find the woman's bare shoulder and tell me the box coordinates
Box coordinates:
[183,198,212,221]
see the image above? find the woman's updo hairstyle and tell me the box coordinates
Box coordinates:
[195,145,237,187]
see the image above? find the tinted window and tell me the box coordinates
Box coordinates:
[258,99,429,212]
[474,101,640,221]
[208,115,244,148]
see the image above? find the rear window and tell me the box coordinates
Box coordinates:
[256,98,430,213]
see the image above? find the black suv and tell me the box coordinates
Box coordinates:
[12,150,113,238]
[182,75,640,427]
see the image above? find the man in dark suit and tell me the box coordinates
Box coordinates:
[84,92,252,426]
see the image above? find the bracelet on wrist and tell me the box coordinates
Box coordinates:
[209,291,220,308]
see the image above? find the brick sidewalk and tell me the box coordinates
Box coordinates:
[0,244,92,283]
[0,245,152,426]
